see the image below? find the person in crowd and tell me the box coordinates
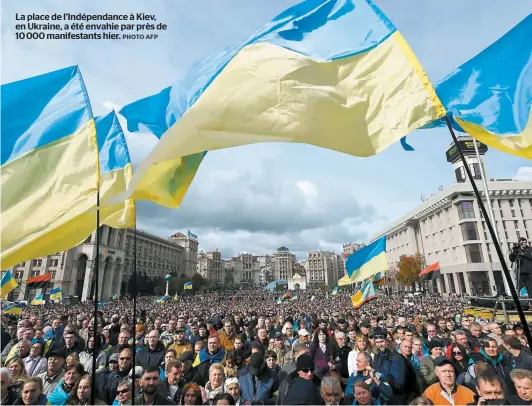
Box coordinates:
[205,363,226,402]
[78,335,106,374]
[169,329,193,359]
[224,377,245,406]
[1,367,18,405]
[107,331,131,359]
[320,375,344,405]
[66,374,106,405]
[113,378,133,405]
[160,318,178,348]
[449,344,470,376]
[345,351,393,404]
[23,340,47,377]
[237,352,278,403]
[508,369,532,405]
[48,363,85,405]
[49,327,84,358]
[372,329,407,404]
[347,335,372,376]
[159,360,184,404]
[36,349,66,396]
[136,330,166,370]
[106,348,133,404]
[212,392,236,405]
[180,382,204,405]
[133,366,176,405]
[422,356,475,405]
[15,377,48,405]
[278,342,308,382]
[192,335,226,387]
[161,349,177,380]
[420,339,443,388]
[6,356,27,399]
[502,335,532,372]
[467,371,506,406]
[277,354,322,405]
[477,338,509,384]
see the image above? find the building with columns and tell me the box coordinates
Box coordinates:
[196,250,224,284]
[10,226,198,302]
[369,136,532,297]
[168,232,199,277]
[304,250,343,286]
[272,246,297,280]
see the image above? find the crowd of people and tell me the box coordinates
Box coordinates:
[1,288,532,405]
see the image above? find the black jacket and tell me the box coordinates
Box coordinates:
[134,393,176,405]
[158,379,184,404]
[276,370,321,405]
[135,341,166,370]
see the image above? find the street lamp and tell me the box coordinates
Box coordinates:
[165,274,172,296]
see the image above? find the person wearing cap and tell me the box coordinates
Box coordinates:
[36,349,66,396]
[224,377,244,406]
[270,331,288,367]
[423,356,475,405]
[237,352,278,403]
[358,320,371,337]
[372,328,407,404]
[169,329,193,359]
[276,353,322,405]
[291,328,310,350]
[420,339,443,389]
[105,348,133,404]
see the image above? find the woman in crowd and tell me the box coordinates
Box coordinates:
[6,357,27,399]
[311,327,335,374]
[347,335,373,376]
[212,393,236,405]
[23,340,47,377]
[112,378,133,405]
[205,363,225,403]
[66,375,105,405]
[48,363,85,405]
[449,344,470,375]
[161,349,177,380]
[78,335,106,374]
[65,354,80,370]
[180,383,204,405]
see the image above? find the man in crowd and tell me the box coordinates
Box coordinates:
[134,366,175,405]
[423,356,475,405]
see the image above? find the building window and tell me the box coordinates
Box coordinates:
[511,210,516,217]
[461,222,479,241]
[469,163,481,180]
[466,244,483,263]
[15,271,23,279]
[49,259,58,267]
[32,259,42,267]
[30,270,40,277]
[458,201,475,219]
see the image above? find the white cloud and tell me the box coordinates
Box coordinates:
[515,167,532,180]
[296,180,318,200]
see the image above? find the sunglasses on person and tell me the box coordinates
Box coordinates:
[119,357,131,361]
[117,389,130,395]
[300,368,313,373]
[453,351,463,356]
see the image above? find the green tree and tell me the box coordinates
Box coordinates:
[396,253,426,287]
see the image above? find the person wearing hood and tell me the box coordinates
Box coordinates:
[477,338,510,385]
[237,352,278,403]
[276,353,322,405]
[136,330,166,370]
[105,348,133,404]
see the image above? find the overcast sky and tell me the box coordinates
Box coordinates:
[2,0,531,260]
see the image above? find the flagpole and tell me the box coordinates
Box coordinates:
[444,116,532,350]
[91,190,100,405]
[473,139,512,295]
[131,225,137,405]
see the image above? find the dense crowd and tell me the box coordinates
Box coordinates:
[1,288,532,405]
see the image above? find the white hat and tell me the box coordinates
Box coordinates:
[129,366,143,378]
[298,329,309,336]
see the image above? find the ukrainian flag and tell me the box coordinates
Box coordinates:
[49,287,62,303]
[331,287,339,296]
[434,14,532,159]
[1,271,19,299]
[338,236,387,285]
[184,281,193,290]
[31,294,44,306]
[351,280,377,309]
[109,0,444,208]
[3,303,25,315]
[111,294,119,301]
[372,272,386,285]
[95,111,136,228]
[1,66,99,270]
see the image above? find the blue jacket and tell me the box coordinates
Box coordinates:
[47,380,70,405]
[372,349,407,404]
[345,371,393,405]
[237,367,278,403]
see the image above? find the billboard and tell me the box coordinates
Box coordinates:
[446,140,488,163]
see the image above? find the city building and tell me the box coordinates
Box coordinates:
[272,246,297,280]
[10,226,198,302]
[196,250,224,284]
[304,250,342,286]
[168,232,199,277]
[369,136,532,296]
[225,257,243,285]
[342,242,365,276]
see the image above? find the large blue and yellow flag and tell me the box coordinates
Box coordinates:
[2,302,25,315]
[184,281,193,290]
[338,236,387,285]
[1,271,19,299]
[434,14,532,159]
[109,0,445,208]
[49,287,63,303]
[351,280,377,309]
[1,66,99,270]
[95,111,136,228]
[31,294,44,306]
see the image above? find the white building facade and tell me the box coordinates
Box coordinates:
[304,250,342,286]
[272,246,297,280]
[370,137,532,296]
